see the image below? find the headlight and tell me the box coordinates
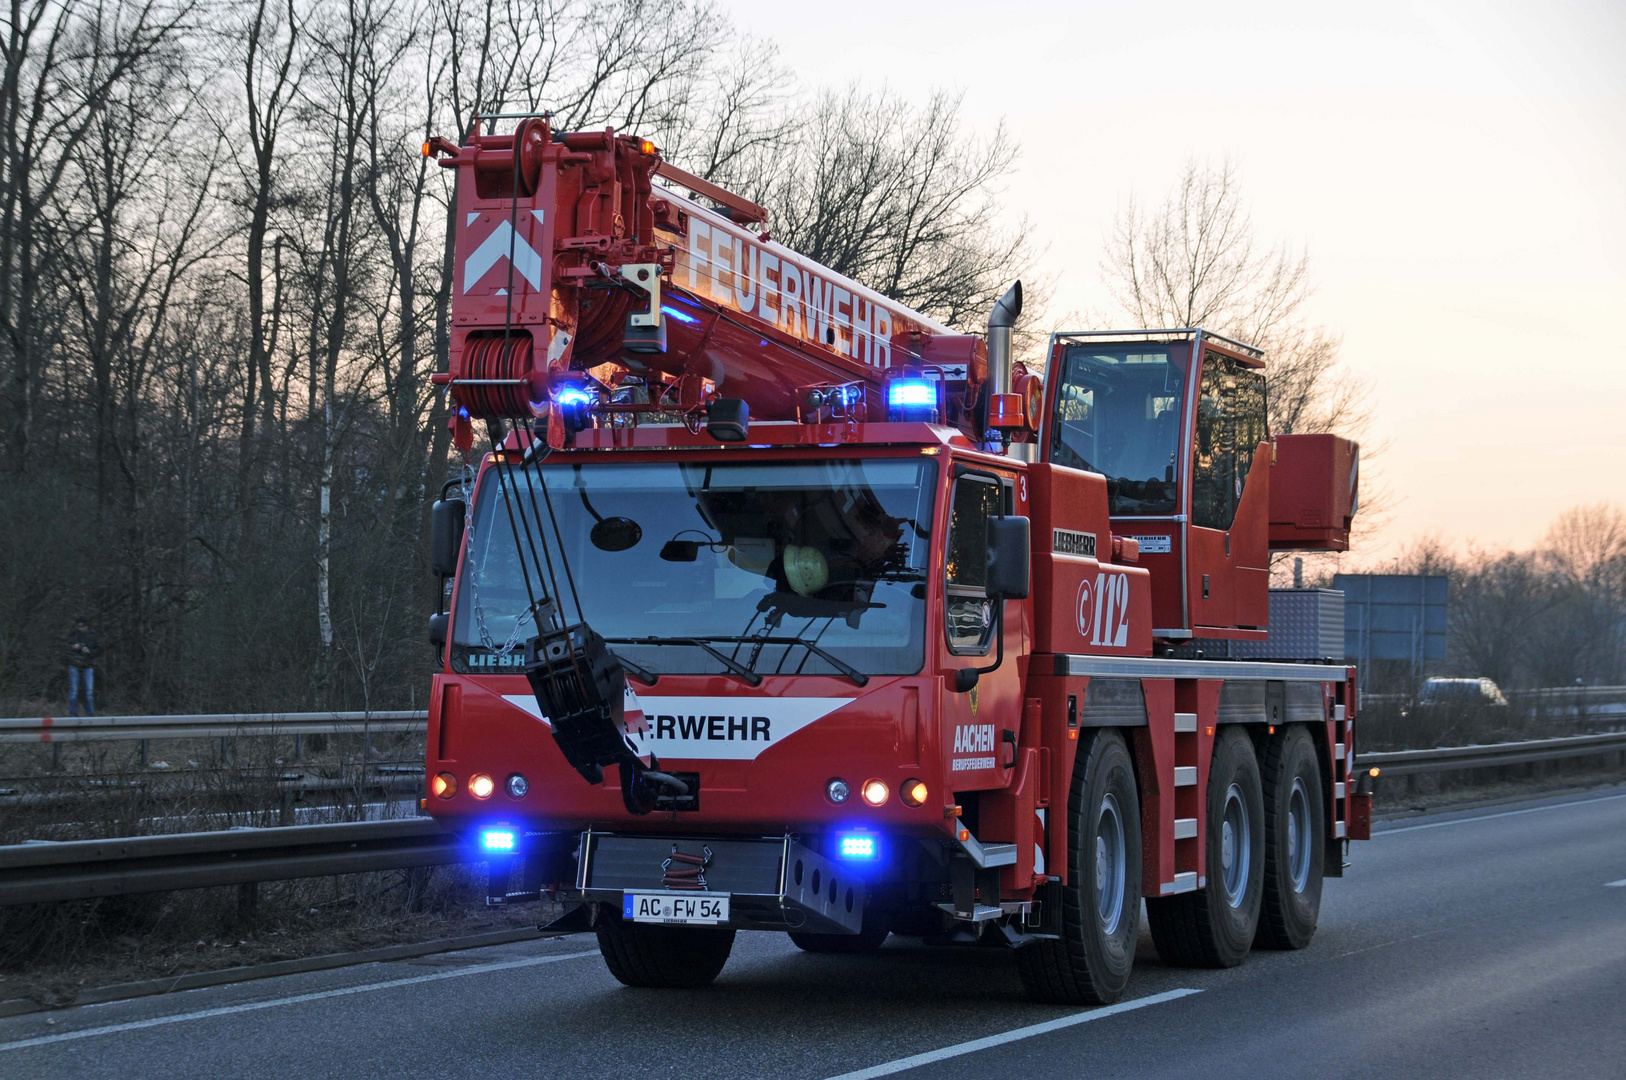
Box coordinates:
[506,773,529,798]
[468,773,495,800]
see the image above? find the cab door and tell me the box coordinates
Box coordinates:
[1188,348,1271,632]
[938,468,1023,790]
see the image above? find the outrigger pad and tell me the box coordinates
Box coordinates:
[525,622,660,814]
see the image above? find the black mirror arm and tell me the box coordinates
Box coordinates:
[953,596,1007,693]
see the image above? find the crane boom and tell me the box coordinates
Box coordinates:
[430,119,993,439]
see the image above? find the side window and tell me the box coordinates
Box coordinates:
[944,476,1002,653]
[1234,367,1267,494]
[1191,351,1269,530]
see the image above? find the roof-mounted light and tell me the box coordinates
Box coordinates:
[886,377,941,423]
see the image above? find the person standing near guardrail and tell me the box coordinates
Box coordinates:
[68,616,102,717]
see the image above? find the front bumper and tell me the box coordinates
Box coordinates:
[558,830,867,934]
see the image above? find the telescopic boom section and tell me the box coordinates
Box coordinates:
[427,118,1010,445]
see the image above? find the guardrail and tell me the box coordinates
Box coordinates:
[0,818,461,906]
[1359,731,1626,777]
[1362,685,1626,708]
[0,710,429,744]
[1,731,1622,907]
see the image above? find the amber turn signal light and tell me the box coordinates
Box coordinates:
[901,779,928,807]
[431,772,457,799]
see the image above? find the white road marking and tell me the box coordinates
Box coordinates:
[1606,878,1626,888]
[1378,791,1626,836]
[0,949,599,1052]
[818,987,1202,1080]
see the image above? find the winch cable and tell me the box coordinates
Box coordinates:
[508,427,573,624]
[493,112,587,632]
[532,458,586,624]
[482,418,547,623]
[485,420,584,709]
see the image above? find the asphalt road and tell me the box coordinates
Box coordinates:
[4,785,1625,1080]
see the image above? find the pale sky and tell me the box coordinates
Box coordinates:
[718,0,1626,558]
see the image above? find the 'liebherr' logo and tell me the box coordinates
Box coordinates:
[1053,528,1097,558]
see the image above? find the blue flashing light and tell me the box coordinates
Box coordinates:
[555,387,594,408]
[837,833,878,859]
[660,304,699,325]
[481,829,516,852]
[887,379,938,408]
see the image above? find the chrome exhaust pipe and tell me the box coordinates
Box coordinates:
[984,281,1023,452]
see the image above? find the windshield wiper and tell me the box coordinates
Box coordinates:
[606,636,764,687]
[612,651,660,687]
[605,634,870,687]
[704,634,869,687]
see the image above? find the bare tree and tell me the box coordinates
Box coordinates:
[0,0,1041,715]
[710,86,1040,334]
[218,0,302,540]
[0,0,191,472]
[1540,503,1626,682]
[1102,159,1370,437]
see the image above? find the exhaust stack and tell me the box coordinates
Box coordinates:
[984,281,1023,452]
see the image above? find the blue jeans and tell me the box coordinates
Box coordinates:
[69,667,95,717]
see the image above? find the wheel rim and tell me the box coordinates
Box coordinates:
[1220,782,1251,908]
[1095,792,1126,935]
[1286,776,1312,893]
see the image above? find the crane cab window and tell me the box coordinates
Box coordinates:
[1191,351,1268,531]
[1050,345,1187,515]
[943,474,1005,653]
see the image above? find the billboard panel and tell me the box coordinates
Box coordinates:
[1333,573,1448,670]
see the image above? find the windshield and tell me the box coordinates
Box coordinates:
[452,457,937,678]
[1050,345,1188,515]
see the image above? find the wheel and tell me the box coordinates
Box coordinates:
[789,916,890,954]
[1017,727,1142,1005]
[595,917,735,988]
[1259,725,1325,949]
[1147,727,1265,968]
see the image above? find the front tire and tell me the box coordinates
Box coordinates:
[1017,727,1142,1005]
[596,917,735,988]
[1259,725,1325,949]
[1147,727,1265,968]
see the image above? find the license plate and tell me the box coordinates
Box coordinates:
[623,891,730,925]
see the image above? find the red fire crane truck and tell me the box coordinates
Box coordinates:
[419,117,1368,1005]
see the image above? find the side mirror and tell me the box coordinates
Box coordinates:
[430,498,465,577]
[706,398,749,443]
[428,612,449,647]
[986,516,1030,599]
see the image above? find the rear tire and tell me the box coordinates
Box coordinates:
[1017,727,1142,1005]
[596,917,735,988]
[1258,725,1325,949]
[1147,727,1264,968]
